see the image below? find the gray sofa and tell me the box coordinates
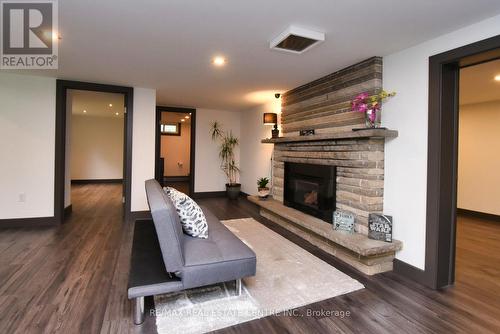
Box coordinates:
[128,179,257,324]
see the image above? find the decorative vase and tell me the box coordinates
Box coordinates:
[365,109,381,128]
[271,127,279,138]
[226,183,241,200]
[258,187,270,199]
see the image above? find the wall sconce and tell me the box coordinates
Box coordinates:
[263,112,279,138]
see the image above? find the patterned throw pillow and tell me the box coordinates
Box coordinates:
[163,187,208,239]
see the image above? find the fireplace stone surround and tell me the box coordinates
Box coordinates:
[250,129,403,275]
[268,129,395,235]
[249,57,403,274]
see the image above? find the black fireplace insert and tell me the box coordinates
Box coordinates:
[283,162,336,223]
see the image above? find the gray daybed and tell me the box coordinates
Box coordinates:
[127,179,257,324]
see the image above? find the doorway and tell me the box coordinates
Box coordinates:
[454,59,500,296]
[66,90,125,215]
[55,80,134,224]
[155,106,196,196]
[425,35,500,289]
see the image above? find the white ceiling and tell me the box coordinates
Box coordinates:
[460,59,500,105]
[71,90,125,118]
[22,0,500,111]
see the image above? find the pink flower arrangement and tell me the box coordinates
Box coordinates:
[351,90,396,126]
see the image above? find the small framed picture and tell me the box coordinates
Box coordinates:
[333,210,355,233]
[368,214,393,242]
[299,129,315,136]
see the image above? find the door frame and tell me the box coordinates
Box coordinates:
[423,34,500,289]
[55,80,134,224]
[155,106,196,197]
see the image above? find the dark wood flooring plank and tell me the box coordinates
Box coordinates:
[1,188,499,333]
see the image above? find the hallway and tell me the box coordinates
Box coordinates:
[0,184,138,333]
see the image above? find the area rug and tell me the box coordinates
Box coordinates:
[154,218,363,334]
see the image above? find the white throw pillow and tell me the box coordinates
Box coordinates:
[163,187,208,239]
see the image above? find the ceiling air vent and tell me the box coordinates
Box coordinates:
[270,26,325,54]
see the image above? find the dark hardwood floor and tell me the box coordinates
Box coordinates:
[0,184,499,333]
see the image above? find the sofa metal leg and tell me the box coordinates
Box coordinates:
[236,279,242,296]
[133,296,145,325]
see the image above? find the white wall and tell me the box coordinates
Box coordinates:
[131,87,156,212]
[239,102,278,195]
[71,115,124,180]
[0,73,56,219]
[0,73,156,218]
[383,14,500,269]
[458,101,500,216]
[195,108,241,192]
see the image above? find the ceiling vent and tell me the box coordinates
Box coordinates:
[270,26,325,54]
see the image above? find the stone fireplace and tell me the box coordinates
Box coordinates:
[248,57,403,275]
[284,162,336,223]
[250,129,402,275]
[273,135,386,234]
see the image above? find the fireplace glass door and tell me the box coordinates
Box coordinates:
[293,179,320,210]
[284,162,336,223]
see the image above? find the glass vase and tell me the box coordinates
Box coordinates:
[365,109,380,128]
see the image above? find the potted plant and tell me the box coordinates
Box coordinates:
[257,177,270,199]
[210,121,241,200]
[351,90,396,128]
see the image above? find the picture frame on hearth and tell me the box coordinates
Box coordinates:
[333,210,355,233]
[368,214,393,242]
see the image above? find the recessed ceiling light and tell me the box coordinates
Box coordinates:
[495,74,500,81]
[185,116,189,119]
[212,56,226,66]
[109,103,113,107]
[115,112,119,116]
[83,110,87,113]
[181,119,185,122]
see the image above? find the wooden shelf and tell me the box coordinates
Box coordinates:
[261,128,398,144]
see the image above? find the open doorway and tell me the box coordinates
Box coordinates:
[455,59,500,294]
[155,106,196,196]
[65,90,125,215]
[55,80,133,224]
[424,36,500,289]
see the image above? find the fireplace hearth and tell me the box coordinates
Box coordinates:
[284,162,336,223]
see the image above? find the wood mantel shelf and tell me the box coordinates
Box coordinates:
[261,128,398,144]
